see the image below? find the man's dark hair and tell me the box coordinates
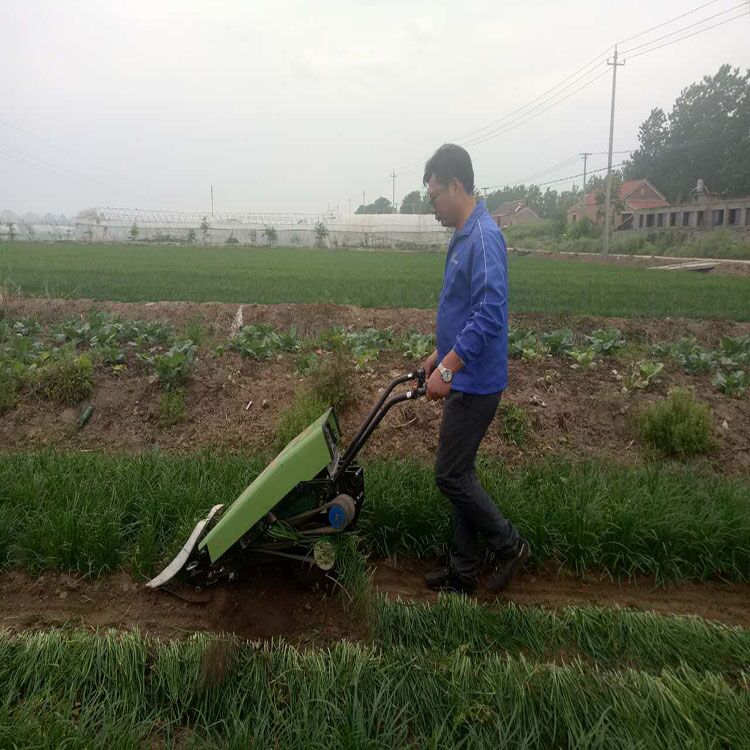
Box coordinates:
[423,143,474,194]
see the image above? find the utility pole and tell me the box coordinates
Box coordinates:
[579,152,592,193]
[349,196,352,215]
[602,46,625,257]
[390,170,397,213]
[362,189,366,210]
[210,185,214,218]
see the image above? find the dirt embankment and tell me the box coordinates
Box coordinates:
[2,298,749,475]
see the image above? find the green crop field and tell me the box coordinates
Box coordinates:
[3,245,750,746]
[2,450,750,746]
[2,242,749,319]
[1,629,749,748]
[2,452,749,582]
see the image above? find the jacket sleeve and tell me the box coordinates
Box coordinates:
[453,222,506,365]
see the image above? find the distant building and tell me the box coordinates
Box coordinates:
[491,200,542,229]
[630,192,750,233]
[568,179,669,229]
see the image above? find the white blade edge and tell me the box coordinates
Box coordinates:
[145,504,224,589]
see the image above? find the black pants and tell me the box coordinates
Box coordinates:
[435,390,519,578]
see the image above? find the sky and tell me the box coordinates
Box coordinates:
[1,0,748,218]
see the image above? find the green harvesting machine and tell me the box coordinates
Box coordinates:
[146,369,426,590]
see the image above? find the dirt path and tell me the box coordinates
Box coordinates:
[374,560,750,627]
[1,562,748,643]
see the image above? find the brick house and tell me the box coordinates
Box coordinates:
[491,200,542,229]
[567,179,669,229]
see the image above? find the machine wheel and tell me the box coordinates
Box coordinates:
[327,494,356,530]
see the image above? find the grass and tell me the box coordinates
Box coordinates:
[507,225,750,260]
[2,242,750,319]
[373,595,750,676]
[0,629,748,748]
[363,457,750,581]
[0,452,748,582]
[496,401,530,446]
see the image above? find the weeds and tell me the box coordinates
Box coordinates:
[184,315,206,346]
[159,388,187,427]
[497,401,530,446]
[304,344,357,410]
[638,388,714,458]
[0,368,17,413]
[273,391,329,451]
[34,353,94,405]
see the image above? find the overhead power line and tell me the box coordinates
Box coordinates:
[450,46,611,143]
[0,118,110,173]
[616,0,725,45]
[451,0,744,149]
[623,9,750,61]
[620,2,748,55]
[461,68,610,148]
[0,143,114,189]
[481,162,626,192]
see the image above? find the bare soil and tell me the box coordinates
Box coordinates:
[1,562,748,643]
[2,298,749,475]
[0,565,352,644]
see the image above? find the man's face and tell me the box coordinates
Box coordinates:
[427,175,458,228]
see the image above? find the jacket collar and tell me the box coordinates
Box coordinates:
[453,200,486,239]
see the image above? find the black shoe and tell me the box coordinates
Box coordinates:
[487,539,531,592]
[424,566,477,594]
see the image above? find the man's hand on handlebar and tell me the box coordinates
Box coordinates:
[422,349,438,380]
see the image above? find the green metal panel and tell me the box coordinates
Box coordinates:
[199,408,339,562]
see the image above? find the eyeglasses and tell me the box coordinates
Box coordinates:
[428,184,450,207]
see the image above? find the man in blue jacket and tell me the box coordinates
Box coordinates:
[421,143,530,593]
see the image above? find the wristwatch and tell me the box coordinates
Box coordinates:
[437,363,453,383]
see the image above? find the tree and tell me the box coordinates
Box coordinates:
[225,234,239,245]
[129,221,139,241]
[484,184,580,220]
[400,190,432,214]
[355,196,394,214]
[262,225,278,245]
[187,228,197,243]
[84,227,94,243]
[313,221,328,248]
[6,222,15,241]
[587,172,627,225]
[200,217,210,245]
[624,65,750,200]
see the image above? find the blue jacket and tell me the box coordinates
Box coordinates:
[436,201,508,395]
